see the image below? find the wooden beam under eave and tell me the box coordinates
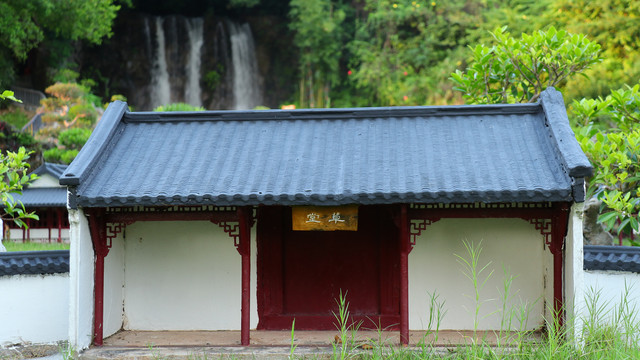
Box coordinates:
[399,204,410,345]
[87,208,108,347]
[238,207,252,346]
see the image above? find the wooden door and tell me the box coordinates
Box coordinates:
[257,206,400,330]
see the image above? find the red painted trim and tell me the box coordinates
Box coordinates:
[238,207,251,346]
[57,208,63,243]
[551,203,570,327]
[399,204,409,345]
[104,210,238,224]
[87,209,108,347]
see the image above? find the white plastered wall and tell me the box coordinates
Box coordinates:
[409,218,551,331]
[0,273,69,345]
[103,231,125,337]
[565,202,584,338]
[28,174,60,188]
[68,208,94,350]
[115,221,258,331]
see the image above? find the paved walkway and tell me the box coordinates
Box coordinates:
[77,330,538,359]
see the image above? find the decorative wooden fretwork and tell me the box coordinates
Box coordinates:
[409,219,439,249]
[528,218,553,248]
[410,202,553,210]
[211,220,241,250]
[105,222,134,249]
[106,205,237,213]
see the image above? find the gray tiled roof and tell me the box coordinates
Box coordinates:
[0,250,69,276]
[33,162,68,179]
[9,187,67,207]
[584,245,640,273]
[61,88,592,208]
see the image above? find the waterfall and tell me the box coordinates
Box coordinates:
[150,17,170,109]
[229,22,262,110]
[143,16,262,110]
[185,18,203,107]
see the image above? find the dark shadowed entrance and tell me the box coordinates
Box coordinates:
[257,206,400,330]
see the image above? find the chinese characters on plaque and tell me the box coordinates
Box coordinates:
[291,205,358,231]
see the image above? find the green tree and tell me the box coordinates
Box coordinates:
[451,27,639,244]
[348,0,489,106]
[548,0,640,100]
[289,0,346,108]
[450,26,602,104]
[572,86,640,240]
[0,0,126,87]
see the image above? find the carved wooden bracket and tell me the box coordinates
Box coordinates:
[528,218,559,253]
[211,221,241,253]
[106,222,133,250]
[408,218,441,251]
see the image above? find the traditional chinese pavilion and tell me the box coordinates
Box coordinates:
[61,88,591,349]
[4,163,69,243]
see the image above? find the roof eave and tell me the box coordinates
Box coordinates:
[540,88,594,178]
[60,101,128,186]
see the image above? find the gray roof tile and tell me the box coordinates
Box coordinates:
[584,245,640,273]
[9,187,67,207]
[61,88,592,208]
[33,162,68,179]
[0,250,69,276]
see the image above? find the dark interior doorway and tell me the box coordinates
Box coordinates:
[257,205,400,330]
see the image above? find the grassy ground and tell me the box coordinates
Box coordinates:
[2,241,70,251]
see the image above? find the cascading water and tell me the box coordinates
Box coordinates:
[150,17,171,109]
[145,16,262,110]
[228,22,262,110]
[185,18,204,107]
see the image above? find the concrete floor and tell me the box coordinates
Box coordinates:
[77,330,540,359]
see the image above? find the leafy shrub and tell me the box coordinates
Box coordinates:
[451,27,602,104]
[43,147,63,163]
[60,149,79,164]
[58,128,92,149]
[0,107,30,129]
[154,103,205,111]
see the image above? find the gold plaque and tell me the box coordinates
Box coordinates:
[291,205,358,231]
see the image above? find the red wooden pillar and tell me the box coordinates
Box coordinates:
[237,207,252,346]
[399,204,410,345]
[56,208,63,243]
[550,203,570,327]
[87,209,108,346]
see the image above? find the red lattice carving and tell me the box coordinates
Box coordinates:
[409,219,439,249]
[529,218,553,247]
[212,221,241,250]
[106,222,132,249]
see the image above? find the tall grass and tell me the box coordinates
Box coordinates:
[284,241,640,359]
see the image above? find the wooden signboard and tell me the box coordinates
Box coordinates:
[291,205,358,231]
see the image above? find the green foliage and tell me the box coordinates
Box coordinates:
[42,128,91,164]
[289,0,346,108]
[451,26,602,104]
[572,85,640,238]
[153,103,205,112]
[58,128,92,149]
[0,147,38,228]
[40,82,100,129]
[204,67,223,92]
[548,0,640,100]
[0,0,123,61]
[0,90,21,103]
[3,241,69,251]
[0,107,30,129]
[350,0,487,106]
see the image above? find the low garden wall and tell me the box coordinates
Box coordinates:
[1,246,640,347]
[581,245,640,326]
[0,251,69,346]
